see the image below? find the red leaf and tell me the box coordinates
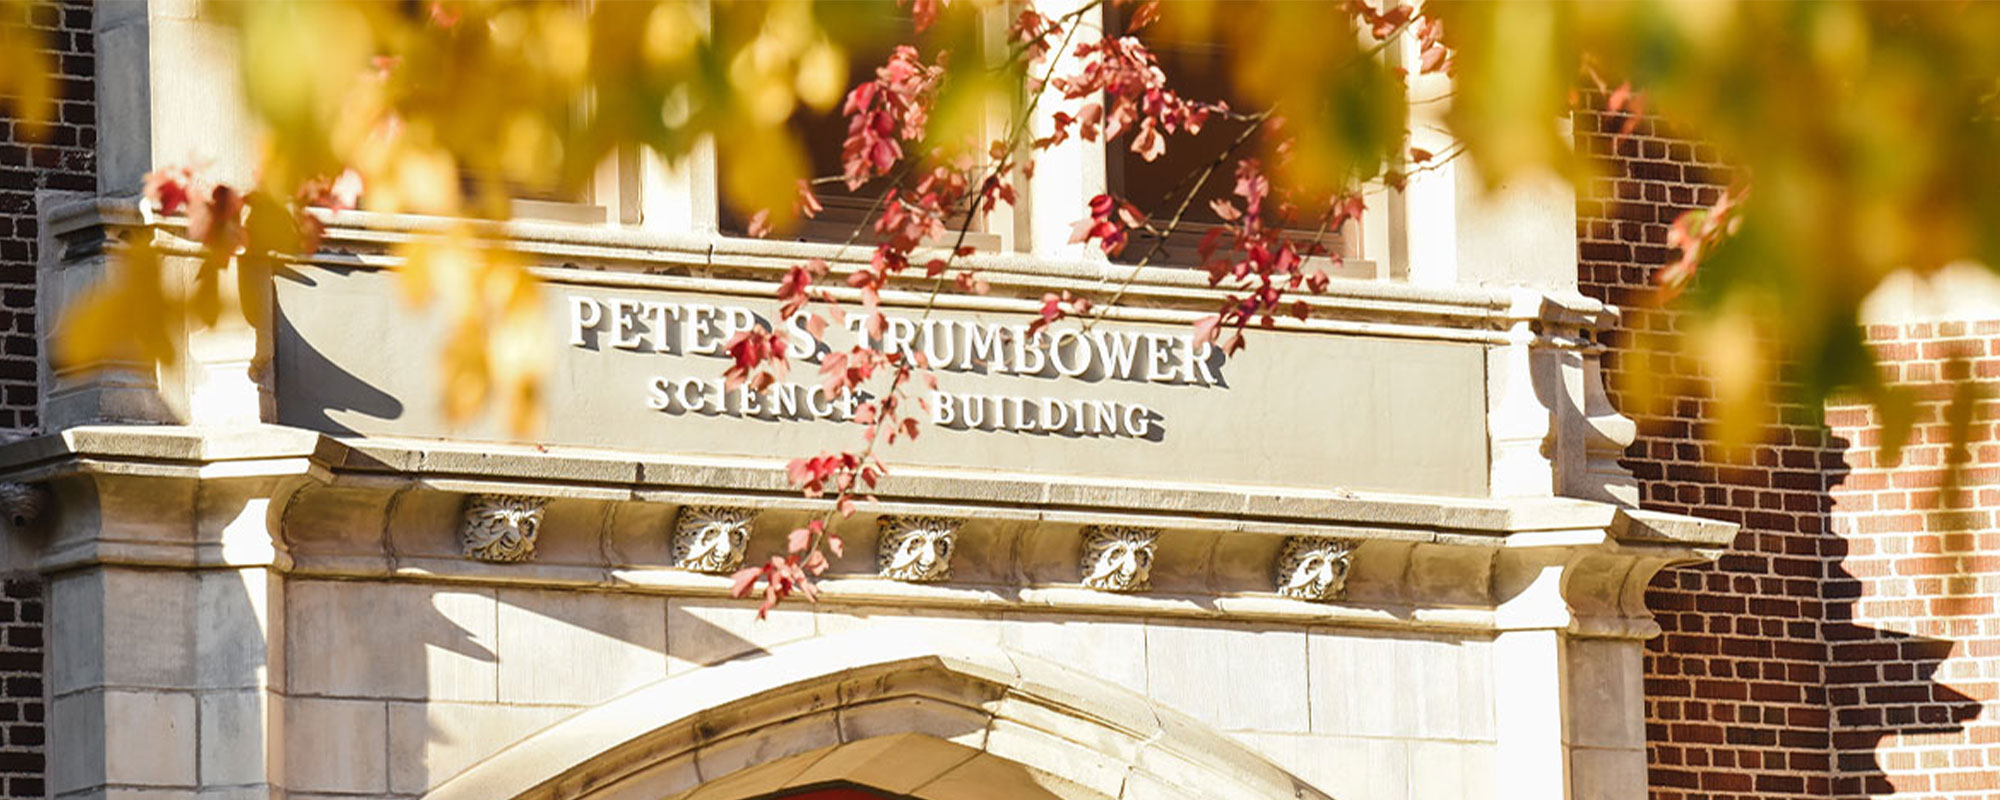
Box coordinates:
[730,566,763,598]
[788,526,813,554]
[1125,0,1160,33]
[1191,314,1221,345]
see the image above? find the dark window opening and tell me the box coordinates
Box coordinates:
[1107,19,1353,269]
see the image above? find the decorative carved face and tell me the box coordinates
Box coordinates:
[1276,537,1356,601]
[673,506,757,573]
[459,495,547,563]
[1081,526,1159,592]
[877,517,959,582]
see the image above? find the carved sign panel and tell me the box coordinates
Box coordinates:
[274,265,1488,495]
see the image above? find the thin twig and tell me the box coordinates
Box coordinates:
[795,0,1101,558]
[1081,107,1273,330]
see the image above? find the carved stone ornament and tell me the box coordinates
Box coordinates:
[458,494,548,563]
[1276,536,1359,602]
[0,482,48,527]
[876,516,961,582]
[1080,525,1160,593]
[672,505,758,574]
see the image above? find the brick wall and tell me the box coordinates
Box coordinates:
[1823,321,2000,798]
[1580,95,2000,799]
[0,2,94,797]
[1574,94,1838,799]
[1,0,92,433]
[0,581,38,800]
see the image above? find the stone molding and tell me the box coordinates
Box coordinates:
[0,424,1730,638]
[427,632,1334,800]
[670,505,756,574]
[459,494,547,563]
[0,482,48,528]
[1275,536,1359,602]
[875,515,959,582]
[1080,525,1159,593]
[44,197,1620,347]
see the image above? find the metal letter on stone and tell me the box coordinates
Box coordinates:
[876,516,960,582]
[459,494,548,563]
[672,505,758,573]
[1080,525,1160,593]
[1275,536,1359,601]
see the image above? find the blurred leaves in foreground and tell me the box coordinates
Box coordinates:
[1437,0,2000,455]
[23,0,2000,458]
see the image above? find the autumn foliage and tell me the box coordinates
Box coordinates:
[17,0,2000,614]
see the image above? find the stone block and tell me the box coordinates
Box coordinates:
[284,697,388,794]
[999,614,1148,694]
[496,588,665,705]
[976,720,1129,799]
[52,569,196,695]
[1566,638,1643,749]
[1410,740,1498,800]
[79,791,198,800]
[813,604,1002,644]
[1308,628,1416,738]
[195,568,280,692]
[1569,746,1646,799]
[836,697,990,750]
[197,690,272,786]
[1236,733,1408,800]
[1386,633,1498,741]
[66,690,197,789]
[691,713,840,791]
[581,754,701,800]
[387,702,577,794]
[666,599,815,675]
[51,691,106,794]
[1118,771,1205,800]
[1145,620,1308,732]
[286,581,497,701]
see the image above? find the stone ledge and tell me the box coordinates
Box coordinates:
[45,195,1620,338]
[0,424,1737,548]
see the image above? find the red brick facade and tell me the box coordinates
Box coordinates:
[1824,321,2000,797]
[0,8,1993,798]
[1576,96,1838,799]
[0,0,92,434]
[1578,94,2000,799]
[0,2,91,797]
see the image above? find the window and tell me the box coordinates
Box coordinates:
[718,11,1001,250]
[1106,18,1368,275]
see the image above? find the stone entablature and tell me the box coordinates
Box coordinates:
[0,423,1734,800]
[44,197,1638,507]
[0,425,1729,634]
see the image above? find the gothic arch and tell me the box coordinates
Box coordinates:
[426,630,1335,800]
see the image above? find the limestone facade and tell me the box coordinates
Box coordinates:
[0,3,1735,800]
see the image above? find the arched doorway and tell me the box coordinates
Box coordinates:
[762,787,901,800]
[427,631,1336,800]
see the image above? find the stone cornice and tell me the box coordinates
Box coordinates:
[0,425,1731,639]
[45,196,1619,341]
[0,424,1735,547]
